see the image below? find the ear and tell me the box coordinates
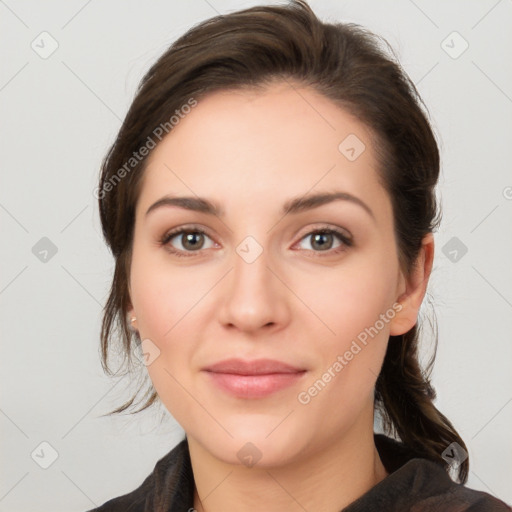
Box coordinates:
[389,233,435,336]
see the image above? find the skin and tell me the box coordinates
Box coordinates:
[127,80,434,511]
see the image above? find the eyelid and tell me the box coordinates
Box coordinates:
[161,223,215,241]
[293,223,353,244]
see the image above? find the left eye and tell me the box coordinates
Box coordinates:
[296,229,351,252]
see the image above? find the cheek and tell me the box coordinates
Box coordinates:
[129,249,206,422]
[293,261,395,434]
[295,251,399,345]
[130,246,208,341]
[292,248,398,405]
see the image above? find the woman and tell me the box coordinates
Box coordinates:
[90,1,511,510]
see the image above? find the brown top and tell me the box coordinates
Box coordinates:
[88,434,511,511]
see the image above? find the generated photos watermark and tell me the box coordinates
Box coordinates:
[297,302,403,405]
[94,97,198,200]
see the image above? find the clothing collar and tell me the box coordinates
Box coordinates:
[150,433,455,511]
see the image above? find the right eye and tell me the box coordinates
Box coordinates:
[160,226,217,257]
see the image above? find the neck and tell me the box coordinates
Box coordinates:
[189,411,388,511]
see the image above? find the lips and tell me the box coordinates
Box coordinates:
[204,358,304,375]
[202,358,306,399]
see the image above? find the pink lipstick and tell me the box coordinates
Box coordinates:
[203,358,306,399]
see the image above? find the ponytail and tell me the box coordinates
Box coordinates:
[375,324,469,483]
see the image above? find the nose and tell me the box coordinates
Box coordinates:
[216,242,291,334]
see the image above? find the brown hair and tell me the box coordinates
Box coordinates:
[97,0,468,483]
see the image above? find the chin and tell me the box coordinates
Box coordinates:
[190,415,313,468]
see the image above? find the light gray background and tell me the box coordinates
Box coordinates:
[1,0,511,510]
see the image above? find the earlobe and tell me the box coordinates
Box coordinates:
[389,233,435,336]
[127,305,138,331]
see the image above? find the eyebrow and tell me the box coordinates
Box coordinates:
[145,191,375,220]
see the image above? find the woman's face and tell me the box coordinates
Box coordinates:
[129,81,410,466]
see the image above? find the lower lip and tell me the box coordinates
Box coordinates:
[204,371,306,398]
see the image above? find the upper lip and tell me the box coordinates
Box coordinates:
[203,358,305,375]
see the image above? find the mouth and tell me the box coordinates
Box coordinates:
[202,358,307,399]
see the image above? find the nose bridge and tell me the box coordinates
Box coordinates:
[233,236,271,292]
[217,234,288,331]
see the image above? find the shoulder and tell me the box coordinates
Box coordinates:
[85,477,149,512]
[401,458,511,511]
[85,438,194,512]
[344,435,511,511]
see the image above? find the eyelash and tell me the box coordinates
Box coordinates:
[159,224,353,258]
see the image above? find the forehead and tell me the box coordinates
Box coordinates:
[136,81,390,221]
